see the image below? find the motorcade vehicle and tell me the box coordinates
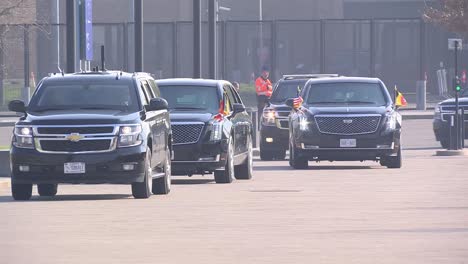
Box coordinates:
[260,74,339,160]
[433,88,468,148]
[286,77,402,169]
[157,79,253,184]
[8,70,172,200]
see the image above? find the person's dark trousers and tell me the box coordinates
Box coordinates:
[256,95,269,123]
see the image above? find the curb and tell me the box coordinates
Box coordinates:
[401,114,433,120]
[0,121,17,127]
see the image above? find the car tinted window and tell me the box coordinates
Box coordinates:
[29,81,139,112]
[159,85,220,114]
[141,80,154,100]
[306,82,388,106]
[270,81,306,103]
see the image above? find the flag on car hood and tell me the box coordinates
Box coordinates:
[394,86,407,107]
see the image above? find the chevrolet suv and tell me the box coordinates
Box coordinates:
[157,79,253,184]
[260,74,339,160]
[433,89,468,148]
[8,71,172,200]
[286,77,402,169]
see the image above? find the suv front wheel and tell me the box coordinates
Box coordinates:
[214,138,235,184]
[132,147,153,199]
[289,142,308,169]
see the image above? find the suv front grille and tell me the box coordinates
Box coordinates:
[40,140,112,152]
[315,115,381,135]
[33,125,118,153]
[37,126,115,135]
[172,123,204,145]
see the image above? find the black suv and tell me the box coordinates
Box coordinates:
[8,71,172,200]
[286,77,402,169]
[157,79,253,184]
[433,89,468,148]
[260,74,338,160]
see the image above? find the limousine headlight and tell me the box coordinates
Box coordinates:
[13,126,34,149]
[434,104,442,120]
[384,113,396,133]
[299,117,310,131]
[210,121,223,141]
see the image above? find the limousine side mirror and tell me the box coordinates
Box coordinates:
[146,98,169,111]
[8,100,26,113]
[232,103,246,114]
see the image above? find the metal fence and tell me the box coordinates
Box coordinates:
[0,19,466,108]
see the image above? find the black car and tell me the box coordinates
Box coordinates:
[286,77,402,169]
[8,71,172,200]
[157,79,253,184]
[260,74,339,160]
[433,89,468,148]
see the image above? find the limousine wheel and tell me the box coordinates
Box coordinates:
[235,136,253,180]
[215,138,234,184]
[383,148,402,169]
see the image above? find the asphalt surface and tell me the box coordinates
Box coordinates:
[1,119,468,264]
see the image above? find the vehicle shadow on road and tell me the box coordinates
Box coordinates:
[0,194,132,203]
[172,179,215,185]
[253,165,374,171]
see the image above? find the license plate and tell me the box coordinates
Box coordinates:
[64,162,86,174]
[340,139,356,148]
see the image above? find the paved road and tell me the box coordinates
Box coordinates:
[1,119,468,264]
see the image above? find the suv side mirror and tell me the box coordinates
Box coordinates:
[146,98,168,112]
[285,98,295,108]
[8,100,26,113]
[232,103,246,114]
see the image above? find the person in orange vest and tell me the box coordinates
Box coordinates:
[255,68,273,117]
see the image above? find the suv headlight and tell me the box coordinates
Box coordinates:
[13,126,34,149]
[262,109,276,126]
[434,104,442,119]
[118,125,142,147]
[210,121,223,141]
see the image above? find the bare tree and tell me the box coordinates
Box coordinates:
[424,0,468,34]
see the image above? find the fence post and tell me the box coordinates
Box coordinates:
[123,22,129,71]
[172,22,178,78]
[0,25,4,106]
[370,19,375,77]
[270,21,277,81]
[320,20,325,73]
[23,25,31,104]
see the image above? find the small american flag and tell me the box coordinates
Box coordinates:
[293,96,303,108]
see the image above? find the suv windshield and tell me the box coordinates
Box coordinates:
[270,81,306,103]
[159,85,220,114]
[306,82,388,106]
[28,81,139,112]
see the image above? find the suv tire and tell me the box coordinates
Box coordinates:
[152,146,172,195]
[12,183,33,201]
[215,138,234,184]
[38,184,58,197]
[289,143,308,169]
[235,136,253,180]
[260,147,274,161]
[275,149,286,160]
[132,148,152,199]
[384,148,402,169]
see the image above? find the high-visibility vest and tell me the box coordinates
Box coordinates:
[255,77,273,97]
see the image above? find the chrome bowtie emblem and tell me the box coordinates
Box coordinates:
[67,133,83,142]
[343,119,353,124]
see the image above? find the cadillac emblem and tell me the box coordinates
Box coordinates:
[343,119,353,124]
[67,133,84,142]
